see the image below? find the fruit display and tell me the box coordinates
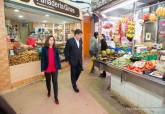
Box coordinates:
[156,7,165,17]
[149,13,157,22]
[97,49,115,61]
[9,50,40,66]
[96,49,165,80]
[101,49,115,57]
[143,13,157,22]
[126,20,135,41]
[143,13,150,21]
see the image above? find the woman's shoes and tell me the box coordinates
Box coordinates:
[55,98,59,105]
[47,93,59,105]
[47,93,51,98]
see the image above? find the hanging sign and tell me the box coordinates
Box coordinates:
[33,0,80,17]
[11,0,80,18]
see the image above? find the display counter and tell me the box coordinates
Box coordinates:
[94,60,165,114]
[10,61,41,83]
[9,49,40,66]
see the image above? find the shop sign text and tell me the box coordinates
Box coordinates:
[33,0,80,17]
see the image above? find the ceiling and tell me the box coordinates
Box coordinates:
[101,0,161,19]
[63,0,113,13]
[4,2,80,24]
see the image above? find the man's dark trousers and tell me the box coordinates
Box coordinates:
[71,62,82,89]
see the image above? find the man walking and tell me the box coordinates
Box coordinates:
[64,29,83,93]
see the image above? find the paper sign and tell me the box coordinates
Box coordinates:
[146,33,151,41]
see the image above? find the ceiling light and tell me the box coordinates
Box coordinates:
[102,0,138,14]
[108,16,121,20]
[45,14,50,17]
[43,20,47,23]
[14,9,19,12]
[18,15,23,18]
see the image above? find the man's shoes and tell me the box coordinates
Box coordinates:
[99,73,106,78]
[55,98,59,105]
[73,87,79,93]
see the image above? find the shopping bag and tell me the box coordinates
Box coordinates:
[87,56,94,73]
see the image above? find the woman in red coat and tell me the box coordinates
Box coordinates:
[41,35,61,104]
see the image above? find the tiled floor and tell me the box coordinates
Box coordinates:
[3,68,110,114]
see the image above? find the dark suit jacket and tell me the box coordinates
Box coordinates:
[64,38,83,67]
[41,47,61,72]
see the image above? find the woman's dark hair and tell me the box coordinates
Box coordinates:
[94,32,99,39]
[102,34,106,39]
[44,35,56,48]
[74,29,82,35]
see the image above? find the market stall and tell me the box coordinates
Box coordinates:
[94,0,165,113]
[4,0,82,86]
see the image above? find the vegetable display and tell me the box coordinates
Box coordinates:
[112,55,132,67]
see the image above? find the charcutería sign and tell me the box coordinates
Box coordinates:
[33,0,80,17]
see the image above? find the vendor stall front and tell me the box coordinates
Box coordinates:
[0,0,82,91]
[94,0,165,113]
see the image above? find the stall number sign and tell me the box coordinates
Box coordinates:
[33,0,80,17]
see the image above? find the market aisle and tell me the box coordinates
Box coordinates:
[3,67,109,114]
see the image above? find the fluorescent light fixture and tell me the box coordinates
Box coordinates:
[18,15,23,18]
[102,0,138,14]
[102,13,107,18]
[43,20,47,23]
[14,9,19,12]
[45,14,50,17]
[143,7,150,13]
[108,16,121,20]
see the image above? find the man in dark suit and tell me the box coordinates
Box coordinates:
[64,29,83,93]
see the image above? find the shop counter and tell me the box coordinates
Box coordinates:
[10,61,41,83]
[94,60,165,114]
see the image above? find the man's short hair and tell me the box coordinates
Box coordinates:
[74,29,82,35]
